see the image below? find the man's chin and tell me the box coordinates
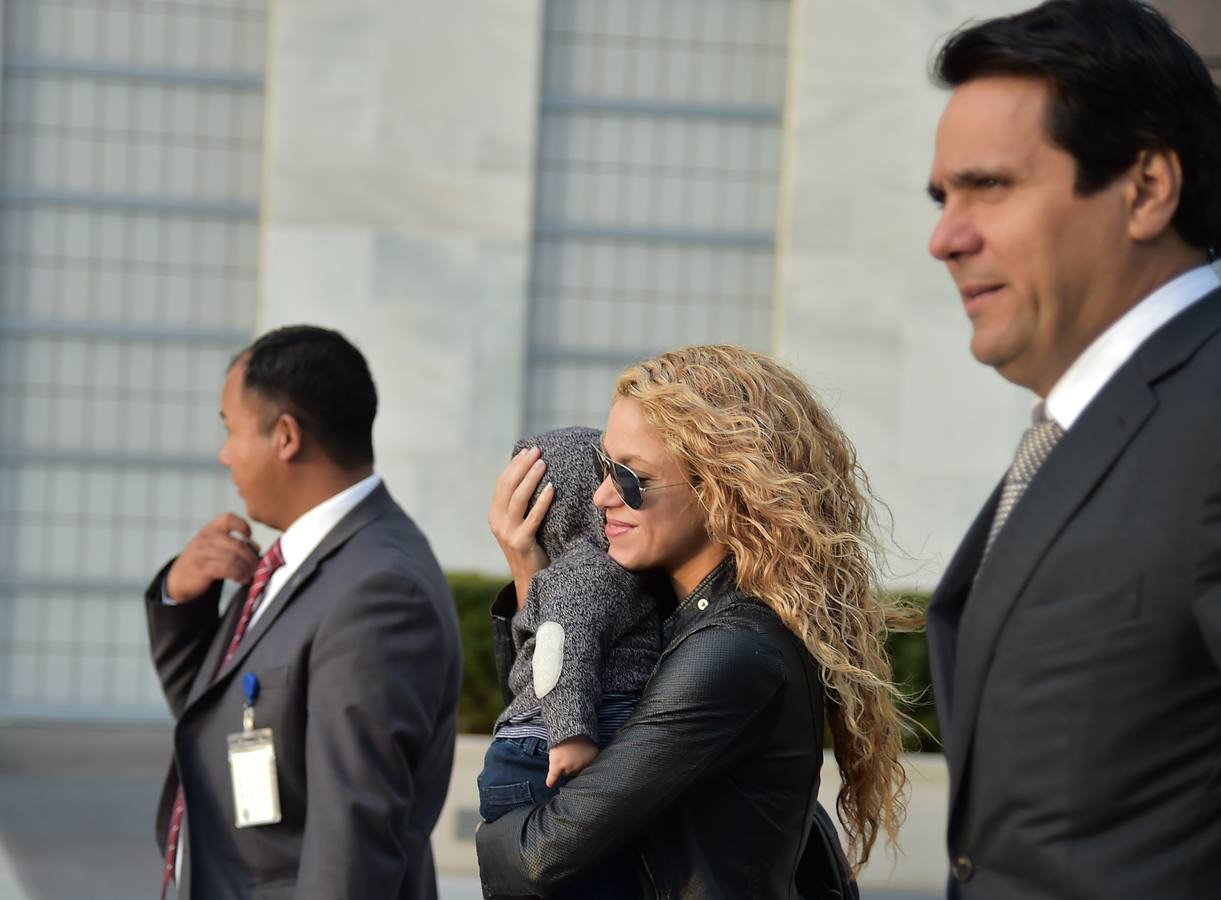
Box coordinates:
[968,329,1015,372]
[241,504,274,531]
[968,339,1003,370]
[978,352,1046,393]
[250,514,277,531]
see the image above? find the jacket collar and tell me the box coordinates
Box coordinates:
[662,556,744,644]
[925,479,1002,737]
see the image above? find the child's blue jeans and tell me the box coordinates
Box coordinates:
[477,735,559,823]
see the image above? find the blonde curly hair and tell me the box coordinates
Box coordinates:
[615,344,913,871]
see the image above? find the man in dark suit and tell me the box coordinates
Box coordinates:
[924,1,1221,897]
[146,325,461,899]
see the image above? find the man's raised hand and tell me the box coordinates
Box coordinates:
[165,513,260,603]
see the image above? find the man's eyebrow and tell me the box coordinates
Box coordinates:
[928,167,1013,203]
[953,167,1012,187]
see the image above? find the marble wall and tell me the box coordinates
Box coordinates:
[779,0,1042,589]
[260,0,543,573]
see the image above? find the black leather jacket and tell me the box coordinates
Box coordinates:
[476,559,857,899]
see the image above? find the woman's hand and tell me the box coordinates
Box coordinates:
[546,736,599,787]
[489,446,554,607]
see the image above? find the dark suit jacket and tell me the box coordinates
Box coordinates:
[927,289,1221,899]
[146,483,462,900]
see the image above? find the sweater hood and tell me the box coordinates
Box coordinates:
[512,426,605,561]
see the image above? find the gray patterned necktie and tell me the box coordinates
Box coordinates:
[982,403,1065,560]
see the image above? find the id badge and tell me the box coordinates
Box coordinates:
[226,728,282,828]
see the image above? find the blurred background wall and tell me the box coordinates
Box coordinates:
[1,0,1217,722]
[0,0,266,719]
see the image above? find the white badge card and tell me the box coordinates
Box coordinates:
[227,728,282,828]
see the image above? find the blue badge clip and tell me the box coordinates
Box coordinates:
[241,673,259,732]
[242,672,260,706]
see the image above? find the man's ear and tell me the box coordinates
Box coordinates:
[274,413,303,462]
[1127,146,1183,243]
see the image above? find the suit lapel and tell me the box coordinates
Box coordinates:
[945,289,1221,810]
[184,584,249,709]
[192,483,396,702]
[926,481,1001,739]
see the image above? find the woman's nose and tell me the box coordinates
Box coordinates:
[593,474,620,509]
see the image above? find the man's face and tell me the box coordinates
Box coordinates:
[217,360,281,527]
[928,76,1131,395]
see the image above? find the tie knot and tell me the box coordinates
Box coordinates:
[260,539,284,571]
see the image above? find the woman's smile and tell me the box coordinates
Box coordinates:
[604,517,634,540]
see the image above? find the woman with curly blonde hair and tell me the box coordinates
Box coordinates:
[479,344,910,898]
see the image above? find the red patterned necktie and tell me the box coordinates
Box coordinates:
[160,540,284,899]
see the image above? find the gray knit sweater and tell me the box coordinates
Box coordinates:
[494,426,661,746]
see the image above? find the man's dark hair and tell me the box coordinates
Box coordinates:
[235,325,377,468]
[934,0,1221,254]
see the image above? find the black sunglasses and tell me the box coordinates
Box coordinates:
[591,444,686,510]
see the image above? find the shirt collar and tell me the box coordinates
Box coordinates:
[1045,264,1220,429]
[277,472,382,572]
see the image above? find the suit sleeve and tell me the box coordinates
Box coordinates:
[1191,451,1221,669]
[475,620,785,894]
[295,569,457,899]
[144,558,225,719]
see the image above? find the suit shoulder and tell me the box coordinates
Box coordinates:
[319,507,456,636]
[343,505,445,576]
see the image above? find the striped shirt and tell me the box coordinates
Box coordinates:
[494,692,641,748]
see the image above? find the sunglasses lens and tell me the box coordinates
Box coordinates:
[616,465,643,509]
[593,445,644,509]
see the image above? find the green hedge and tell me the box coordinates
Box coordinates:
[446,573,940,752]
[447,572,508,734]
[886,593,940,752]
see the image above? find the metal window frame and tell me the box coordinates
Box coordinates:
[0,318,249,345]
[541,95,781,123]
[3,57,264,90]
[0,189,258,219]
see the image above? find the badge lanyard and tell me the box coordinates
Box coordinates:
[226,672,283,828]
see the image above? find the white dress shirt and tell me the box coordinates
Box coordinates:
[245,472,382,628]
[1045,265,1221,429]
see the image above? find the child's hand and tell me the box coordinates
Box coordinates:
[546,736,598,787]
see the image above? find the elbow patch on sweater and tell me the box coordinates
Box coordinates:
[533,621,564,698]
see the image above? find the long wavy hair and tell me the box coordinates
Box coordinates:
[615,344,912,870]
